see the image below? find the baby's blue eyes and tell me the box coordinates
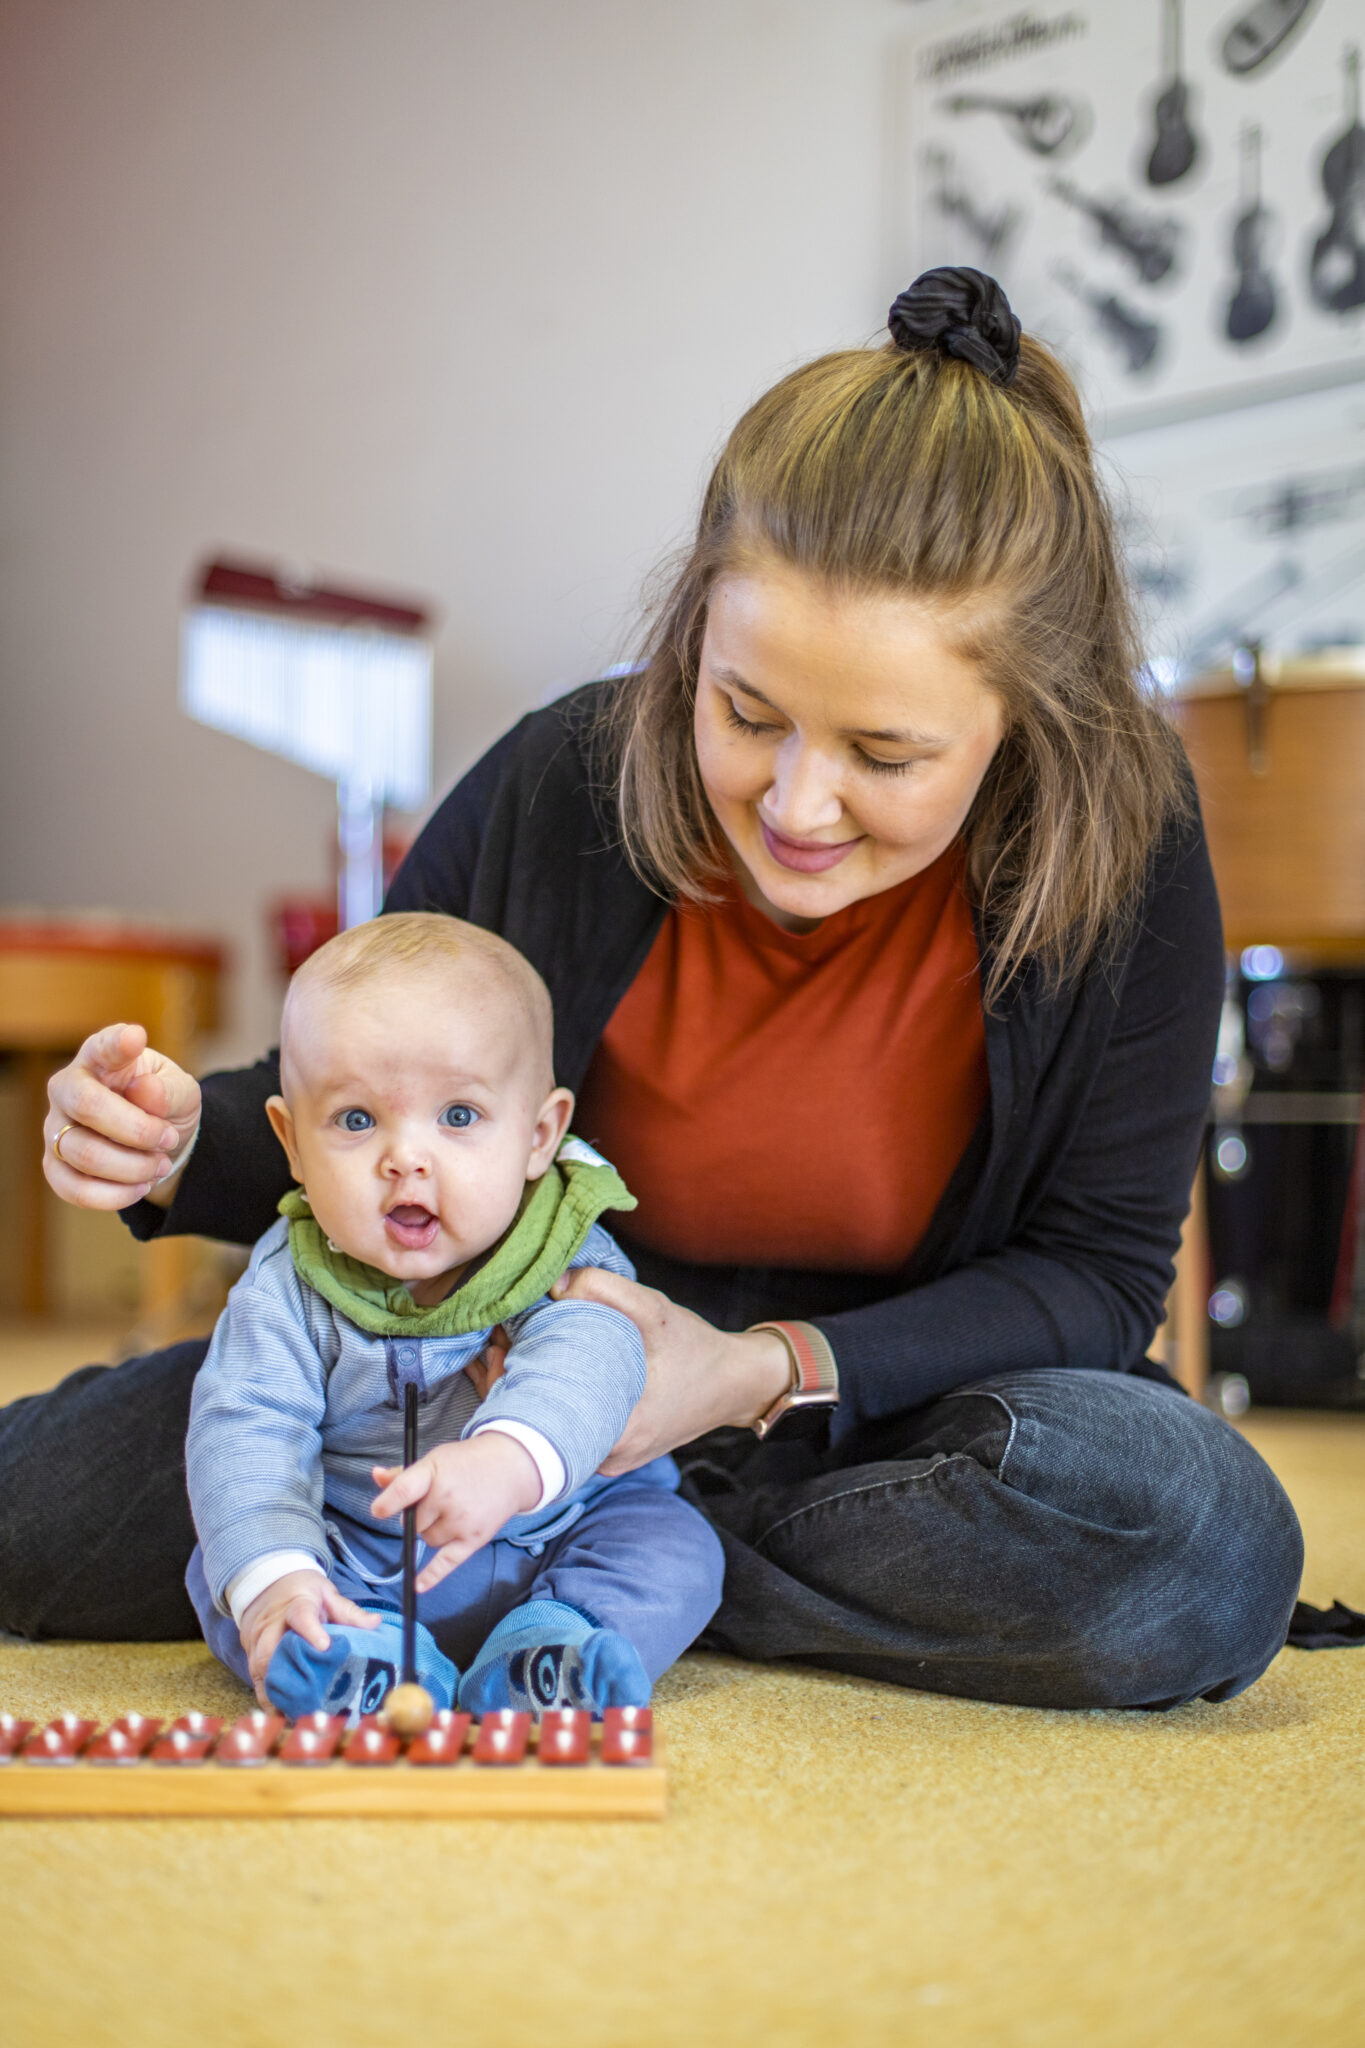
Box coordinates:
[334,1105,478,1133]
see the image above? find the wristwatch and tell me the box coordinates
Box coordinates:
[746,1320,840,1439]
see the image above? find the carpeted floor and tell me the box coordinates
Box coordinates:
[1,1401,1362,2048]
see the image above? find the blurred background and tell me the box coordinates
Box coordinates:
[2,0,1363,1414]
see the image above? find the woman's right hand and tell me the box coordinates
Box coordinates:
[43,1022,202,1211]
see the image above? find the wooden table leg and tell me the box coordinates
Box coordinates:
[1168,1158,1210,1401]
[138,963,203,1337]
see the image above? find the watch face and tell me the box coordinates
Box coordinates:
[758,1395,835,1444]
[754,1386,838,1438]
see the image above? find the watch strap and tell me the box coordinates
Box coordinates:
[747,1320,840,1439]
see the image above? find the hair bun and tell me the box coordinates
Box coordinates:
[887,267,1021,387]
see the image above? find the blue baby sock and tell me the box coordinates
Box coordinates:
[457,1598,651,1716]
[265,1610,458,1725]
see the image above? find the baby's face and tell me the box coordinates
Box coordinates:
[267,967,571,1302]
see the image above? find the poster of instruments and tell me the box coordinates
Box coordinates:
[902,0,1365,431]
[1113,378,1365,679]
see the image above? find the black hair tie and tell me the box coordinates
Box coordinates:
[887,266,1022,387]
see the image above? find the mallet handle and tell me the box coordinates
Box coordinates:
[401,1380,418,1686]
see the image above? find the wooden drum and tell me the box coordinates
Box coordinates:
[1172,650,1365,958]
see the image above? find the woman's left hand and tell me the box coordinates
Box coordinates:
[547,1268,792,1474]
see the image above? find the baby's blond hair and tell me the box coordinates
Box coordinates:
[280,913,554,1094]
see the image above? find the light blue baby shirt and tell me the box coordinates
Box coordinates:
[186,1215,661,1613]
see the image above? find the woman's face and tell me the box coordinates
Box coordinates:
[693,559,1007,928]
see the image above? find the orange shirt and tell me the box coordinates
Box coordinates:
[574,844,989,1273]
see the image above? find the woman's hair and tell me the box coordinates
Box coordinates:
[598,268,1187,1006]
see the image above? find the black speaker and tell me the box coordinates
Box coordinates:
[1204,966,1365,1408]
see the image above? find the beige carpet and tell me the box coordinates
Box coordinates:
[1,1407,1362,2048]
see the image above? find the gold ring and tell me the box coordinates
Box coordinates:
[52,1122,76,1167]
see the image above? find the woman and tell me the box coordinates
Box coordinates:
[16,269,1301,1707]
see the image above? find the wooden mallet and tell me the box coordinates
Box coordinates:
[381,1379,436,1738]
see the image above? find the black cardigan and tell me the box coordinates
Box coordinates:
[129,681,1224,1436]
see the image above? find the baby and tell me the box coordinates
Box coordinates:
[185,911,724,1722]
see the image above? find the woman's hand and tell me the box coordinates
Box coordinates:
[43,1022,202,1212]
[548,1268,792,1473]
[463,1329,511,1402]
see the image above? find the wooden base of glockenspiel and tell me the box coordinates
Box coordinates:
[0,1707,665,1820]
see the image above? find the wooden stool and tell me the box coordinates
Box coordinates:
[0,916,223,1323]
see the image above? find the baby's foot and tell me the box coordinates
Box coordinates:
[265,1613,457,1725]
[457,1598,651,1716]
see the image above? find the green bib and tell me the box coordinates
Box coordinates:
[279,1137,636,1337]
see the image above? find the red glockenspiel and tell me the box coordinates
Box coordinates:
[0,1705,663,1818]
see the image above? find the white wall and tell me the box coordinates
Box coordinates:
[0,0,909,1065]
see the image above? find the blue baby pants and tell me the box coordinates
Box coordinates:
[188,1473,725,1698]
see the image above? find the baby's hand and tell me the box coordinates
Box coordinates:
[370,1435,542,1592]
[237,1568,379,1709]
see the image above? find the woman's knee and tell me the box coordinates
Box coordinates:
[1160,1433,1302,1705]
[1069,1412,1304,1708]
[959,1370,1304,1707]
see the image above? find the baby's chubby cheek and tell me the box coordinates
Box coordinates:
[294,1162,383,1260]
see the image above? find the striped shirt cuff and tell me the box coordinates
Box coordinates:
[226,1549,328,1625]
[470,1419,567,1509]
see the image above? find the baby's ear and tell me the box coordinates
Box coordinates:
[526,1086,575,1180]
[265,1095,305,1181]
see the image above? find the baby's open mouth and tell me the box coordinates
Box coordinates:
[383,1204,440,1251]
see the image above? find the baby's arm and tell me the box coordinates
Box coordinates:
[464,1225,647,1491]
[370,1227,647,1589]
[187,1239,339,1628]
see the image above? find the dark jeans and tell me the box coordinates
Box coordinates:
[0,1344,1303,1710]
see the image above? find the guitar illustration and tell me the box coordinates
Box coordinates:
[923,149,1021,265]
[1145,0,1201,187]
[1224,125,1279,343]
[1054,265,1162,375]
[1226,461,1365,537]
[1220,0,1321,77]
[1049,178,1181,285]
[938,91,1091,159]
[1308,45,1365,314]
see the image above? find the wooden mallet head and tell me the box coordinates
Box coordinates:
[381,1683,435,1739]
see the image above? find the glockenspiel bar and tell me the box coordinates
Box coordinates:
[601,1705,654,1765]
[22,1718,97,1764]
[237,1710,284,1741]
[149,1725,218,1764]
[215,1712,284,1766]
[406,1712,471,1766]
[277,1715,344,1765]
[537,1708,591,1766]
[168,1713,223,1740]
[0,1717,34,1761]
[472,1709,531,1765]
[87,1719,163,1764]
[344,1722,402,1766]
